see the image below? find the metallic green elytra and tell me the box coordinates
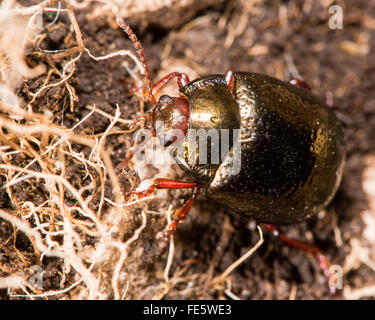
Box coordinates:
[158,72,345,225]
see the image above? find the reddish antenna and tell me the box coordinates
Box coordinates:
[117,18,156,105]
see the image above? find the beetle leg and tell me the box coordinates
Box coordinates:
[125,179,201,256]
[125,178,199,201]
[261,223,339,296]
[289,78,311,90]
[158,186,201,254]
[225,69,235,91]
[151,72,191,95]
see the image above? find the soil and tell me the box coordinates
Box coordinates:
[0,0,375,300]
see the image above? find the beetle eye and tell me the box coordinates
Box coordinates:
[161,134,175,147]
[158,95,172,104]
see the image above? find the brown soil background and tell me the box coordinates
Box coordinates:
[0,0,374,300]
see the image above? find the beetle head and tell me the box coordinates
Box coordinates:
[117,20,190,147]
[145,95,190,147]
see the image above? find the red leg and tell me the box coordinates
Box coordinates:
[158,186,201,254]
[151,72,190,95]
[125,178,199,201]
[125,71,190,108]
[128,115,146,129]
[126,72,190,102]
[125,178,201,255]
[261,223,339,295]
[225,69,235,91]
[289,78,311,90]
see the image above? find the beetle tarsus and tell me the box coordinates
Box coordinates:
[124,184,156,201]
[261,223,340,296]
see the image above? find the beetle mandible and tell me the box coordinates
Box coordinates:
[117,19,345,294]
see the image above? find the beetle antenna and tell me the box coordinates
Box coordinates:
[117,18,156,105]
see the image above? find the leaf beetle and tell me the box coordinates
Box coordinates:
[117,19,345,294]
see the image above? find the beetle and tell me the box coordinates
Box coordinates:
[117,19,345,294]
